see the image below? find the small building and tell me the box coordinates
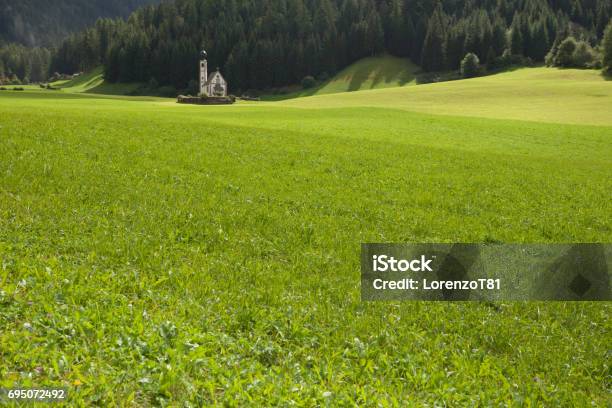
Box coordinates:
[205,69,228,97]
[199,50,228,97]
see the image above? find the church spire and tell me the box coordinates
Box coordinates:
[199,50,208,95]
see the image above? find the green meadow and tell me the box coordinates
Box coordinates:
[263,55,419,100]
[0,67,611,406]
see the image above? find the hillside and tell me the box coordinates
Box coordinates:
[49,0,611,92]
[0,0,160,46]
[51,67,142,96]
[0,69,610,405]
[275,67,612,126]
[264,55,418,100]
[44,54,417,98]
[32,65,612,127]
[57,56,418,99]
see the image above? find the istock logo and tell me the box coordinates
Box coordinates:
[372,255,434,272]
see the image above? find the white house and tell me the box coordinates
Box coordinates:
[199,50,228,97]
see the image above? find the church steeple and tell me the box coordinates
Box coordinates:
[199,50,208,95]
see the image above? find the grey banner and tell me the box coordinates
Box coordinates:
[361,244,611,301]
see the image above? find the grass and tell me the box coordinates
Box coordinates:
[10,68,144,96]
[263,55,418,100]
[51,67,143,95]
[275,67,612,126]
[0,67,611,406]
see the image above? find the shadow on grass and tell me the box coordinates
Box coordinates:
[85,81,143,96]
[370,61,416,89]
[261,55,418,101]
[258,83,325,101]
[486,64,531,75]
[54,67,146,97]
[347,63,369,91]
[347,56,416,91]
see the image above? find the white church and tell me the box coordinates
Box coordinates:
[199,50,228,97]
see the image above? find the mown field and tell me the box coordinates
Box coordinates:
[0,68,611,406]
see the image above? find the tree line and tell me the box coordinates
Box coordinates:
[2,0,612,91]
[0,0,159,47]
[0,44,51,84]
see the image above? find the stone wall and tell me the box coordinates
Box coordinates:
[177,95,235,105]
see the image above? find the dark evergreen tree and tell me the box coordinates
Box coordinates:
[509,14,524,55]
[420,4,446,71]
[446,22,467,70]
[602,19,612,72]
[510,27,523,55]
[491,20,507,55]
[529,21,551,61]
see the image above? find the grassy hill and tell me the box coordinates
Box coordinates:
[275,67,612,126]
[264,55,418,100]
[53,67,143,95]
[0,68,610,405]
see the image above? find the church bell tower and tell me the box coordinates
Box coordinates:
[199,50,208,95]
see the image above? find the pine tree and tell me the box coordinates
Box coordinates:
[445,23,466,70]
[518,14,532,56]
[486,47,496,66]
[403,15,415,58]
[411,17,427,62]
[421,4,446,71]
[603,19,612,72]
[595,0,611,37]
[491,19,507,55]
[365,8,385,56]
[510,27,523,55]
[385,0,405,56]
[530,21,550,61]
